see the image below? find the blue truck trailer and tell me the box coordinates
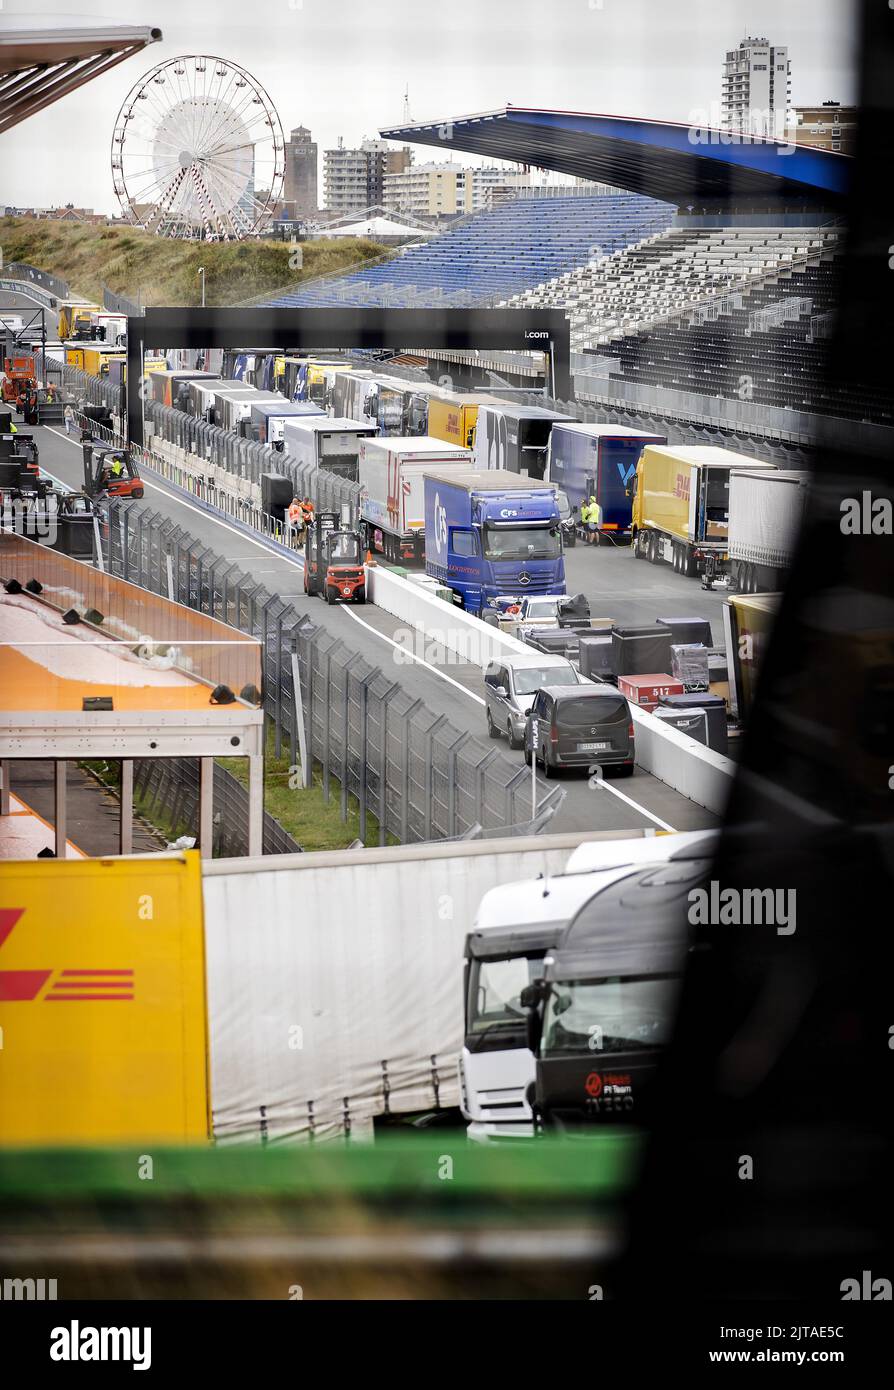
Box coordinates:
[424,468,565,616]
[546,424,666,540]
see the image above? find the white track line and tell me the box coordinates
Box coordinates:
[338,605,487,704]
[590,776,676,831]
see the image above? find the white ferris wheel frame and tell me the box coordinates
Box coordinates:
[111,54,285,241]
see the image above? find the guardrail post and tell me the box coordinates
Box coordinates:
[340,655,362,824]
[274,613,284,760]
[446,731,465,839]
[290,640,311,792]
[401,698,424,843]
[322,648,332,803]
[423,715,448,841]
[357,669,380,845]
[378,685,399,846]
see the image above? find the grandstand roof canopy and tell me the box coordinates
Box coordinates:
[380,107,850,211]
[0,16,162,134]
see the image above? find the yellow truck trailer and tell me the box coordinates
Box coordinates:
[426,392,507,449]
[722,591,781,722]
[57,301,101,340]
[631,444,773,578]
[81,345,123,378]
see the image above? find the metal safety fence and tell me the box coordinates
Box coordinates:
[144,400,360,520]
[105,501,565,843]
[133,757,301,857]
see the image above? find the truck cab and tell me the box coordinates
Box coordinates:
[523,851,712,1133]
[461,832,718,1143]
[424,468,565,616]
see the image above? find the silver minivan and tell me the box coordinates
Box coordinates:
[484,653,583,749]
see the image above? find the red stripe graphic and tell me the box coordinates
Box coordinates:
[0,969,52,1001]
[59,970,134,976]
[45,994,134,1001]
[0,909,135,1003]
[0,908,25,950]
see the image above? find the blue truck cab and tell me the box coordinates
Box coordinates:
[546,424,667,539]
[424,468,565,616]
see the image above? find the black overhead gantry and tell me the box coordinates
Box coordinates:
[125,306,571,448]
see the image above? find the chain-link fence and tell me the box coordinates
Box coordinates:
[106,501,564,842]
[133,758,300,857]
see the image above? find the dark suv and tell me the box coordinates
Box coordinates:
[524,684,635,777]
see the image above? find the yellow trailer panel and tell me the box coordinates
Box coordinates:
[426,394,506,449]
[0,852,209,1145]
[633,444,695,544]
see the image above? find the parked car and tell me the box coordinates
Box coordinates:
[484,653,583,749]
[524,684,635,776]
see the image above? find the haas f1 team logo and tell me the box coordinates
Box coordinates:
[0,909,134,1002]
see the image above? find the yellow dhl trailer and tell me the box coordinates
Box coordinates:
[81,345,122,378]
[631,444,773,578]
[426,392,507,449]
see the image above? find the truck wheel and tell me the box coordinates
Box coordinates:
[326,587,336,605]
[648,533,660,564]
[683,549,696,578]
[354,587,366,604]
[632,531,645,559]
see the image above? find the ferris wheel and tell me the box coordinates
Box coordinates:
[111,55,285,241]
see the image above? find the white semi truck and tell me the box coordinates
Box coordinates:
[358,435,472,564]
[460,830,719,1141]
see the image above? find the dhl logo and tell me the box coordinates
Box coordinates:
[0,909,134,1002]
[673,472,691,501]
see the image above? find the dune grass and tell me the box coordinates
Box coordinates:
[0,216,388,307]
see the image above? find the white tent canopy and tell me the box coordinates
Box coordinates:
[321,215,435,239]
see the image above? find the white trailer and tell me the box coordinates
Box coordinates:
[358,435,472,564]
[728,469,809,593]
[282,416,376,482]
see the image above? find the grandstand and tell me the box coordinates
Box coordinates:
[501,222,893,423]
[265,194,675,308]
[506,226,841,349]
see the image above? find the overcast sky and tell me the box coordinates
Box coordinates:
[0,0,860,215]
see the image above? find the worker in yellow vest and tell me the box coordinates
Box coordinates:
[583,494,601,544]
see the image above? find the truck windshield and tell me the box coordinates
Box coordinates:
[541,974,681,1057]
[467,954,547,1040]
[514,666,578,695]
[484,525,561,560]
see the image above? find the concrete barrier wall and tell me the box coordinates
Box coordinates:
[366,563,735,815]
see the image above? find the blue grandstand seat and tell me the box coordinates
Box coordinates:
[262,194,675,309]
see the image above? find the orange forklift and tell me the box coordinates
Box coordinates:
[303,510,366,605]
[82,439,144,500]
